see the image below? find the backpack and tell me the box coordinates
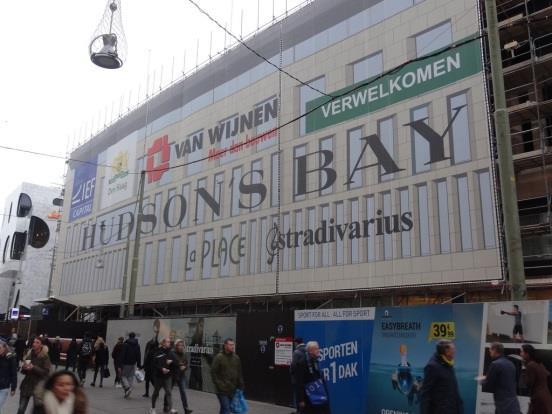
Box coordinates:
[80,340,93,357]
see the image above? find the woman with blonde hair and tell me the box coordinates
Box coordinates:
[91,338,109,388]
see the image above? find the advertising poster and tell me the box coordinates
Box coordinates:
[101,132,137,209]
[366,304,484,414]
[274,338,293,366]
[106,316,236,393]
[69,158,97,221]
[295,308,375,414]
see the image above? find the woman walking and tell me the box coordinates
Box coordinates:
[521,344,552,414]
[91,338,109,388]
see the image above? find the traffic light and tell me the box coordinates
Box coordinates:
[9,193,50,260]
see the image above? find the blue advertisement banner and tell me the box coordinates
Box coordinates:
[366,304,483,414]
[295,308,375,414]
[69,159,97,222]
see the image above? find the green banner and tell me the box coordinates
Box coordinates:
[305,38,482,133]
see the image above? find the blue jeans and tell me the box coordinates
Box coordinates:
[216,393,231,414]
[173,376,189,410]
[0,388,9,413]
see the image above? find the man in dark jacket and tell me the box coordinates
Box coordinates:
[120,332,142,398]
[291,341,330,414]
[112,337,125,387]
[143,337,159,398]
[18,337,51,414]
[77,332,95,385]
[419,340,463,414]
[290,338,306,413]
[150,337,177,414]
[65,338,78,372]
[0,340,17,412]
[211,338,244,414]
[482,342,521,414]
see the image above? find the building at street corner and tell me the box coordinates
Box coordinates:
[0,183,59,319]
[51,0,531,317]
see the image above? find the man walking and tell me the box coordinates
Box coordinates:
[290,337,306,414]
[291,341,330,414]
[150,337,177,414]
[120,332,142,398]
[112,337,125,388]
[173,339,193,414]
[18,337,51,414]
[143,336,159,398]
[482,342,521,414]
[77,332,95,385]
[419,340,463,414]
[0,340,17,412]
[211,338,244,414]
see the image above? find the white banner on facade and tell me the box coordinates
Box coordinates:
[101,132,137,209]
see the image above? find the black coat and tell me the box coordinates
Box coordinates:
[66,341,78,363]
[484,356,521,414]
[95,345,109,366]
[0,353,17,391]
[120,338,141,367]
[152,347,177,378]
[419,353,464,414]
[291,351,330,414]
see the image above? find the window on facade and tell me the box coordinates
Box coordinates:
[412,105,431,174]
[185,233,196,280]
[213,172,224,220]
[320,137,334,196]
[260,218,268,273]
[156,240,166,284]
[249,220,258,274]
[366,196,376,261]
[154,193,162,234]
[271,152,280,207]
[478,170,496,249]
[187,130,203,176]
[307,208,316,267]
[231,167,242,217]
[352,51,383,83]
[379,117,395,182]
[350,199,359,263]
[295,210,303,269]
[382,192,393,260]
[300,77,326,135]
[220,226,232,276]
[282,213,290,270]
[457,175,473,251]
[347,128,363,189]
[143,242,153,285]
[415,21,452,57]
[239,222,248,275]
[294,145,307,201]
[417,184,430,256]
[250,159,262,211]
[166,188,177,231]
[170,237,181,282]
[449,92,471,164]
[436,180,451,253]
[399,189,411,257]
[271,216,279,272]
[180,183,190,229]
[321,205,330,267]
[335,202,345,265]
[195,178,207,225]
[202,230,214,278]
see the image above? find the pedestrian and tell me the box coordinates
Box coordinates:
[173,339,193,414]
[8,329,17,351]
[480,342,521,414]
[111,337,124,388]
[49,337,62,371]
[143,336,159,398]
[15,336,26,362]
[41,370,88,414]
[18,336,52,414]
[0,339,18,412]
[419,340,463,414]
[65,338,78,372]
[290,337,306,413]
[149,337,177,414]
[91,337,109,388]
[120,332,142,399]
[211,338,245,414]
[77,333,95,386]
[520,344,552,414]
[291,341,330,414]
[501,305,524,342]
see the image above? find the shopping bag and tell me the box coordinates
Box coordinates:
[134,369,145,383]
[102,367,111,378]
[304,378,328,405]
[230,389,248,413]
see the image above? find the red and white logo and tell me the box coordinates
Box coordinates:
[146,135,170,183]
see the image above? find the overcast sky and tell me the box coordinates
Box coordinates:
[0,0,304,213]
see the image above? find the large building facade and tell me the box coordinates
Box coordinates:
[52,0,508,315]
